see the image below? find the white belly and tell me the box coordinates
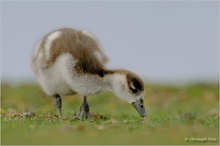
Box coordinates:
[35,53,108,96]
[37,70,74,96]
[35,53,77,96]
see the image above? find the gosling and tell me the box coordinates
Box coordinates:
[32,28,146,120]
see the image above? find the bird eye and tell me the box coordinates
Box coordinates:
[130,87,138,93]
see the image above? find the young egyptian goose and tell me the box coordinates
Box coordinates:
[32,28,146,120]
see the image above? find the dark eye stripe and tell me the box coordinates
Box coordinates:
[130,87,138,93]
[131,78,142,91]
[126,73,144,92]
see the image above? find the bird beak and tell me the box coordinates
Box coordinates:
[132,99,146,117]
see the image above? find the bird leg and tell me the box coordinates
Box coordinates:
[76,96,90,120]
[52,94,62,118]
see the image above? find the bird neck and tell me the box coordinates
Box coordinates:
[102,70,125,93]
[79,70,124,95]
[75,73,112,95]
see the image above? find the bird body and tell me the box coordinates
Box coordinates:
[32,28,146,119]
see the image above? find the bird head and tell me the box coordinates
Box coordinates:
[110,70,146,117]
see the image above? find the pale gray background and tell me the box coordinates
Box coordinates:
[1,1,219,84]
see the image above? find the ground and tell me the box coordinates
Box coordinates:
[1,83,219,145]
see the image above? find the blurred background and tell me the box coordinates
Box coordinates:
[1,1,219,84]
[1,1,219,145]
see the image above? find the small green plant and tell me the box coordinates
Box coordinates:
[1,83,219,145]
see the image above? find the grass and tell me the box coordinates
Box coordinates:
[1,82,219,145]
